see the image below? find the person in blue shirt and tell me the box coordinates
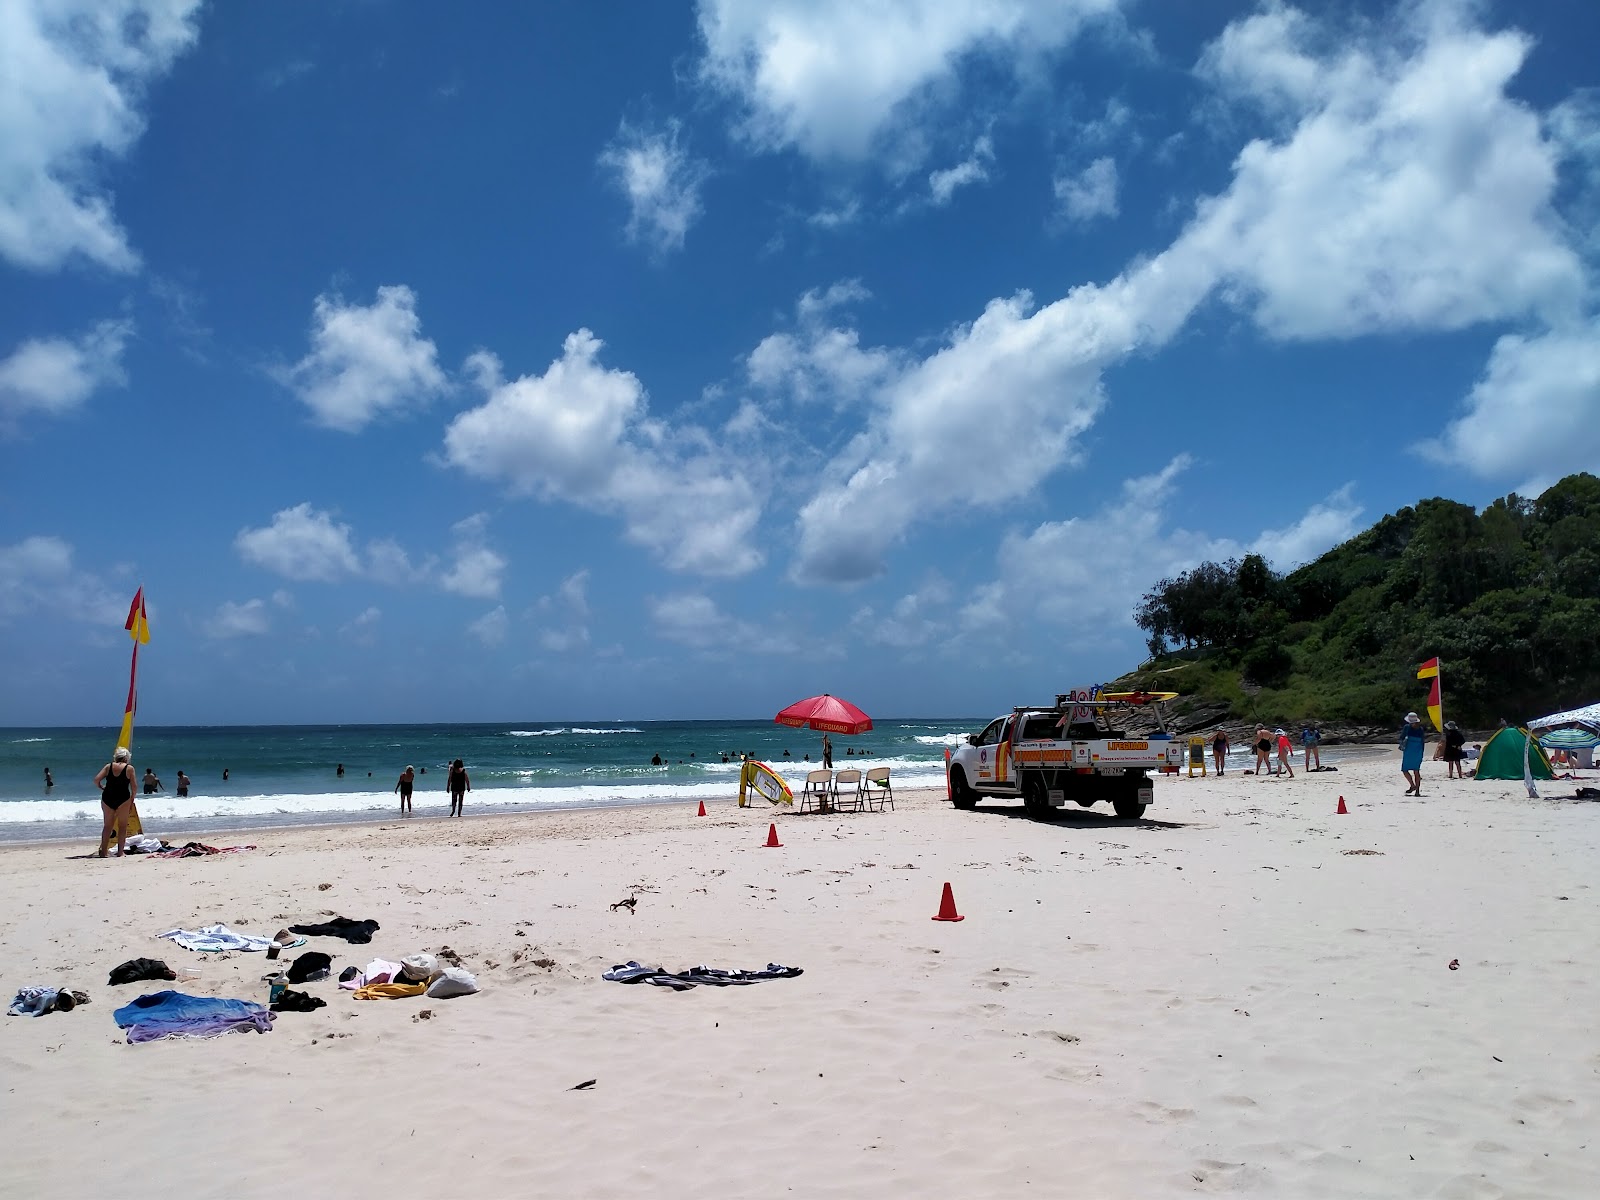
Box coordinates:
[1399,712,1427,795]
[1301,724,1322,771]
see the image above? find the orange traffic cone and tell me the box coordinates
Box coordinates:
[1337,795,1348,815]
[931,881,965,922]
[696,800,707,817]
[764,823,782,848]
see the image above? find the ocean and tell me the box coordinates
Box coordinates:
[0,719,978,841]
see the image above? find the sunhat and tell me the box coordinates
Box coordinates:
[1405,712,1421,723]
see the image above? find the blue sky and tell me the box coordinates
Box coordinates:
[2,0,1597,726]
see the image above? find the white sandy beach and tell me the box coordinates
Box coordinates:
[1,749,1596,1198]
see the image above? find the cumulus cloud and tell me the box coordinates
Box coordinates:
[0,535,125,625]
[928,135,994,206]
[1420,319,1600,488]
[648,592,786,654]
[746,282,898,406]
[850,577,952,649]
[0,0,202,272]
[278,286,447,432]
[0,320,131,425]
[443,330,763,577]
[1250,483,1364,568]
[236,504,363,582]
[696,0,1122,162]
[205,599,270,639]
[1053,156,1118,222]
[439,514,506,600]
[598,119,710,255]
[467,605,508,646]
[790,2,1589,581]
[340,606,381,646]
[535,570,590,653]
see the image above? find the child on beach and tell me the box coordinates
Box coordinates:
[448,759,470,817]
[396,765,416,816]
[1274,729,1296,778]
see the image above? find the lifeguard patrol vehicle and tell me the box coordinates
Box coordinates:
[946,689,1181,820]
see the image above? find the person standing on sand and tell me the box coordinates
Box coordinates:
[1442,721,1467,779]
[1253,727,1273,775]
[448,758,471,817]
[1274,729,1296,779]
[1301,725,1321,771]
[1399,712,1427,795]
[1211,729,1230,776]
[94,747,136,858]
[822,734,833,769]
[396,765,415,816]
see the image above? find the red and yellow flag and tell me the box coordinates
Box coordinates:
[1417,658,1442,730]
[117,588,148,751]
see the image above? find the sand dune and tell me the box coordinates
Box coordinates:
[1,749,1595,1197]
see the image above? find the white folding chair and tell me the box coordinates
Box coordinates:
[798,769,834,813]
[863,766,894,811]
[831,768,864,812]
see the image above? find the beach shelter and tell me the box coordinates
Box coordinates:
[1474,727,1554,781]
[1527,701,1600,734]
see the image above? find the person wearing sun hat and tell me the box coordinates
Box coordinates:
[1399,711,1428,796]
[1274,728,1296,778]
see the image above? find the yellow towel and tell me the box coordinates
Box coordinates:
[353,980,428,1000]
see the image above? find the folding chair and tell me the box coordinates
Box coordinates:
[831,768,864,812]
[863,766,894,811]
[797,769,834,813]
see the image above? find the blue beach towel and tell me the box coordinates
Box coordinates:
[113,990,275,1042]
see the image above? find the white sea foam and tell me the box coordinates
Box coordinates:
[569,728,644,735]
[507,729,565,737]
[914,734,969,746]
[11,737,51,743]
[0,762,949,825]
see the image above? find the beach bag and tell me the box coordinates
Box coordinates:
[399,953,438,982]
[426,968,478,998]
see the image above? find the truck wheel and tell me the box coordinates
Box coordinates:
[950,768,978,810]
[1023,775,1052,819]
[1113,797,1148,820]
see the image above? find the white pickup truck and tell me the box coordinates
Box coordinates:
[946,692,1182,820]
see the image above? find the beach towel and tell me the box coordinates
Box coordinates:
[108,958,177,986]
[156,924,274,953]
[152,842,257,859]
[340,959,405,990]
[601,961,803,990]
[8,987,62,1017]
[289,917,381,944]
[353,980,428,1000]
[112,991,274,1042]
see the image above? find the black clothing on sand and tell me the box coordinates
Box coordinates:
[108,958,176,986]
[288,917,380,944]
[285,951,334,984]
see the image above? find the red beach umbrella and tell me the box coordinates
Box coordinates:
[773,693,874,736]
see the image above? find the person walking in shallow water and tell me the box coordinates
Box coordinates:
[94,747,135,858]
[1399,712,1427,796]
[447,758,470,817]
[396,765,415,816]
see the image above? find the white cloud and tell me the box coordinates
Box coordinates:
[0,535,125,625]
[271,589,294,609]
[467,605,508,647]
[0,320,131,424]
[850,577,952,648]
[1250,484,1363,569]
[746,282,898,406]
[1420,319,1600,487]
[236,504,362,582]
[535,569,590,652]
[598,119,710,255]
[696,0,1122,162]
[928,135,994,206]
[205,599,270,639]
[790,3,1590,582]
[365,539,417,586]
[648,592,785,654]
[1053,156,1118,222]
[340,606,381,645]
[278,285,447,432]
[439,514,506,600]
[443,330,763,577]
[0,0,202,272]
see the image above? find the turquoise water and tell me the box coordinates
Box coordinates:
[0,719,977,839]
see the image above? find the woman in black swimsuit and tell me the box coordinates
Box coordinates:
[95,746,136,858]
[1211,730,1229,776]
[1253,727,1273,776]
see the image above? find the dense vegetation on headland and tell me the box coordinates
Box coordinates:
[1117,473,1600,732]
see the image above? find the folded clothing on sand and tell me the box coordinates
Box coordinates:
[152,842,257,859]
[601,962,804,990]
[270,988,325,1013]
[108,958,176,986]
[289,917,381,944]
[353,980,428,1000]
[9,987,64,1016]
[156,923,274,953]
[285,951,333,984]
[340,958,404,990]
[112,991,274,1042]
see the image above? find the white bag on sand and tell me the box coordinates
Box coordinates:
[400,953,438,982]
[426,967,478,998]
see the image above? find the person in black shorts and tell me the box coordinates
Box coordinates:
[95,747,136,858]
[176,770,190,797]
[447,758,471,817]
[396,765,416,816]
